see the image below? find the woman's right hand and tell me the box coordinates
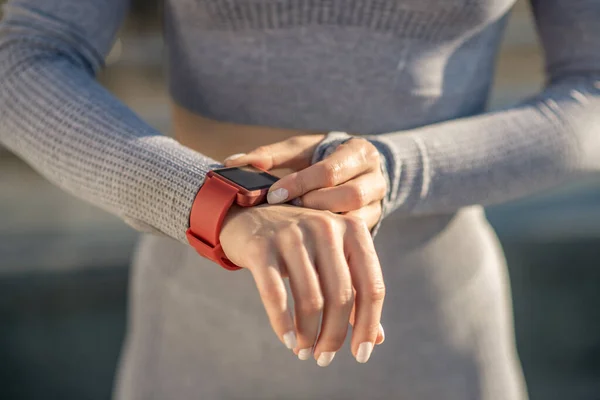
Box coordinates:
[220,204,386,366]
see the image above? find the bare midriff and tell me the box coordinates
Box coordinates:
[172,102,322,164]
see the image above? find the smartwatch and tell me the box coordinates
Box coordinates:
[186,165,279,271]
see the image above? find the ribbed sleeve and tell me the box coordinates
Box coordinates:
[373,77,599,216]
[0,1,219,243]
[318,0,600,218]
[2,0,599,240]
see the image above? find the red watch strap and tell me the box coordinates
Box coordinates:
[187,174,242,271]
[190,175,238,245]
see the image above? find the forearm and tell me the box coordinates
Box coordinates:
[370,74,600,217]
[313,75,600,219]
[312,1,600,220]
[0,25,219,242]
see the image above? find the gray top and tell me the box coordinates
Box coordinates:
[0,0,599,243]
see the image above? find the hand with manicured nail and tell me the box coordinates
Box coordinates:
[224,135,387,230]
[224,135,386,365]
[220,204,385,366]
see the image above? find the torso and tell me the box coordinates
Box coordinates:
[117,2,529,398]
[172,102,318,162]
[166,0,516,161]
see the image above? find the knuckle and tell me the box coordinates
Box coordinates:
[261,282,286,309]
[365,282,386,303]
[254,145,271,156]
[344,214,368,233]
[366,146,381,165]
[354,138,380,164]
[245,238,271,265]
[308,215,337,239]
[348,137,367,149]
[320,162,341,187]
[349,184,369,208]
[320,332,347,350]
[248,235,271,249]
[297,295,325,315]
[329,287,354,309]
[294,172,308,195]
[276,226,304,248]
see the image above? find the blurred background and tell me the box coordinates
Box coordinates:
[1,1,599,399]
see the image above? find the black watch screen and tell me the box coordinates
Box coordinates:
[213,166,279,191]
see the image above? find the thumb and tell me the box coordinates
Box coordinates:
[223,135,325,171]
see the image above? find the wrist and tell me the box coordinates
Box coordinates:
[220,204,243,238]
[187,166,279,270]
[363,135,395,222]
[310,131,354,165]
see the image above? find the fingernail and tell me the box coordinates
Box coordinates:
[283,331,297,350]
[224,153,246,163]
[298,348,312,361]
[317,352,336,367]
[267,188,289,204]
[378,323,385,344]
[290,198,303,207]
[356,342,374,363]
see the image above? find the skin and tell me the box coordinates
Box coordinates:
[220,204,385,364]
[224,134,387,230]
[222,134,389,364]
[172,108,388,364]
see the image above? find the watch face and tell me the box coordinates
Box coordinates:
[213,166,279,191]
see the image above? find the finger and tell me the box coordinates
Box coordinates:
[251,258,297,351]
[344,217,386,363]
[223,135,323,171]
[349,301,385,345]
[298,172,386,213]
[344,201,383,231]
[267,139,380,205]
[310,221,354,367]
[276,227,323,361]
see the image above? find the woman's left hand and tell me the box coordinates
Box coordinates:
[224,135,386,230]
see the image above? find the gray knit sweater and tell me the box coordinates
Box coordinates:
[0,0,599,244]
